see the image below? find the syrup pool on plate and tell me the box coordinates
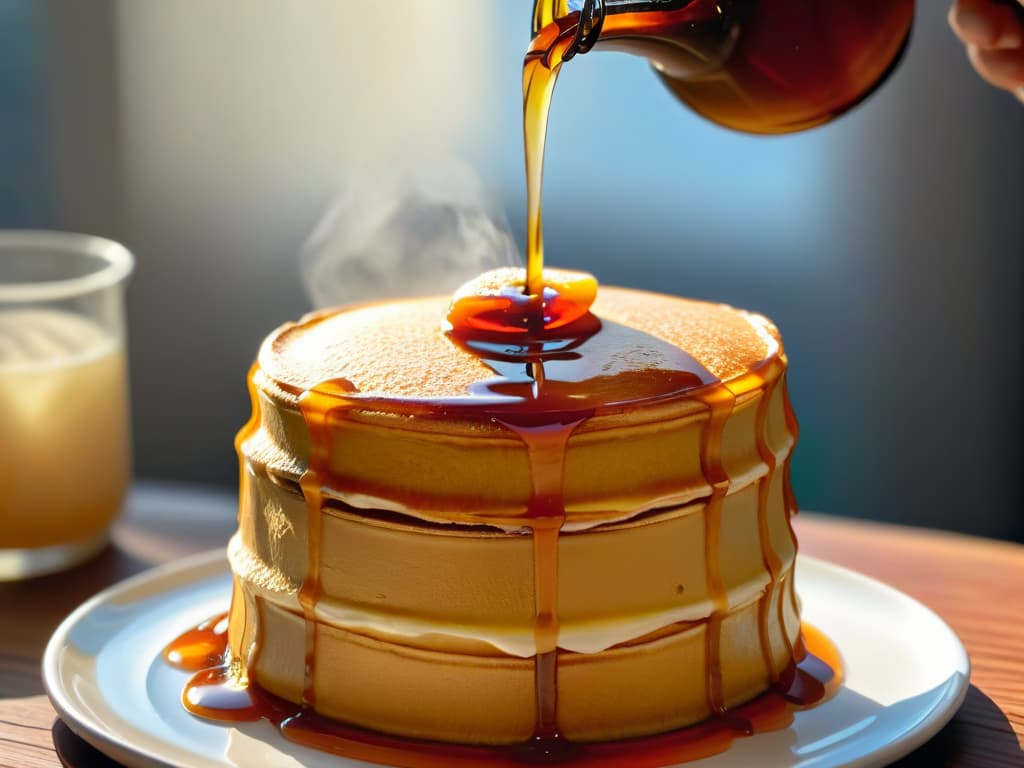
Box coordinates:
[165,612,842,767]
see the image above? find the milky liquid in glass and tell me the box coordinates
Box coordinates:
[0,310,129,551]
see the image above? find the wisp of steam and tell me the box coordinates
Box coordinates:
[300,157,520,309]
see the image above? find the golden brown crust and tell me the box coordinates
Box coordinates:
[258,288,780,401]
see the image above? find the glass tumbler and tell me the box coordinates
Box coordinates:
[0,231,134,579]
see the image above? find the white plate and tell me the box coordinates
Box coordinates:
[43,552,969,768]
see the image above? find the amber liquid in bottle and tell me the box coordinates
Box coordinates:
[533,0,915,135]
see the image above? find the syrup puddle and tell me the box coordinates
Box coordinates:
[165,616,842,768]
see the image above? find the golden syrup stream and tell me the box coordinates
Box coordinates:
[523,17,577,297]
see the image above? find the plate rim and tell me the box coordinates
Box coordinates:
[42,552,971,768]
[43,548,228,768]
[796,556,971,768]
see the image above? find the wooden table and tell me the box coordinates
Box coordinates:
[2,482,1022,767]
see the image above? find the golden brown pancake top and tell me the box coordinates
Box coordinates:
[259,287,778,400]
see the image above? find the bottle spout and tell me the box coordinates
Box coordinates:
[562,0,605,61]
[532,0,603,42]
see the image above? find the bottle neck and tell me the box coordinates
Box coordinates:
[532,0,741,80]
[603,0,693,11]
[532,0,693,36]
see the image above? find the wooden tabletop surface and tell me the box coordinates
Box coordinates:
[1,482,1022,768]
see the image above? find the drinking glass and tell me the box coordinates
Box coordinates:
[0,231,134,579]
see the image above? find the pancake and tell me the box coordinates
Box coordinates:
[226,283,801,744]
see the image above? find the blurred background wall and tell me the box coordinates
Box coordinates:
[3,1,1022,540]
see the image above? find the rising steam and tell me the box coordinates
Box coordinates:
[300,157,520,309]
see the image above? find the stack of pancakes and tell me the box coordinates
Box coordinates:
[226,286,800,744]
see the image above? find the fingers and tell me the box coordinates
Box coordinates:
[950,0,1024,99]
[949,0,1023,49]
[968,45,1024,98]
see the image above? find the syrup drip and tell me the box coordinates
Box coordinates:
[170,614,840,767]
[750,359,794,679]
[297,377,356,709]
[780,379,803,622]
[499,417,583,744]
[181,665,261,722]
[162,612,228,671]
[496,408,590,748]
[162,611,257,721]
[235,364,263,491]
[692,383,738,724]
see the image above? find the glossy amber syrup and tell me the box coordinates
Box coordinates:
[523,15,578,297]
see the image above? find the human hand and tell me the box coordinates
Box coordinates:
[949,0,1024,102]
